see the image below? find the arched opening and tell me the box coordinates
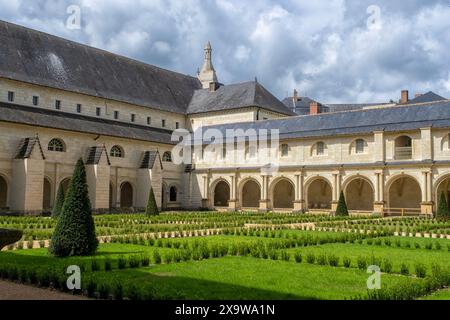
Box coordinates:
[60,178,71,194]
[48,138,65,152]
[43,178,52,210]
[0,176,7,208]
[388,176,421,209]
[395,135,412,160]
[307,178,332,209]
[436,176,450,211]
[110,145,124,158]
[214,181,230,207]
[241,180,261,208]
[344,177,374,211]
[169,186,177,202]
[272,179,294,209]
[120,182,133,207]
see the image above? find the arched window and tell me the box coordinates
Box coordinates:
[314,141,325,156]
[162,151,172,162]
[281,144,289,157]
[48,138,65,152]
[110,145,124,158]
[355,139,366,154]
[169,186,177,202]
[395,135,412,160]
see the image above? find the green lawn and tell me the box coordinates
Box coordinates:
[420,288,450,300]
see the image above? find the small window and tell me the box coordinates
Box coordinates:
[114,111,119,120]
[162,151,172,162]
[169,186,177,202]
[147,117,151,125]
[48,138,65,152]
[176,122,179,129]
[32,96,39,106]
[355,139,365,154]
[131,114,135,122]
[281,144,289,157]
[316,142,325,156]
[96,107,101,116]
[7,91,14,102]
[76,104,82,113]
[110,145,124,158]
[162,119,166,128]
[55,100,61,110]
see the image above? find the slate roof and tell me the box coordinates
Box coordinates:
[15,136,45,159]
[0,102,176,145]
[0,20,201,114]
[281,96,326,115]
[86,146,111,165]
[140,151,163,169]
[194,100,450,143]
[406,91,447,104]
[187,81,296,116]
[325,103,392,113]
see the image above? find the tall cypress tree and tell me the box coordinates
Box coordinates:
[335,191,349,216]
[49,158,98,257]
[146,186,159,216]
[51,185,65,218]
[436,191,449,219]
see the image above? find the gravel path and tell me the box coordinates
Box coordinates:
[0,280,88,300]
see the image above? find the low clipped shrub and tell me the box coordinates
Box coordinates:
[118,256,127,269]
[415,263,427,278]
[294,252,302,263]
[153,250,162,264]
[104,260,112,271]
[357,256,367,270]
[400,263,409,275]
[306,253,316,264]
[280,251,290,262]
[128,255,141,268]
[343,257,351,268]
[91,259,100,272]
[382,259,393,273]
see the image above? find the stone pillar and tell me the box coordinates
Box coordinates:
[420,170,433,215]
[373,131,385,162]
[136,167,162,209]
[228,174,237,211]
[86,163,111,211]
[331,171,340,211]
[259,175,270,212]
[293,173,305,212]
[11,158,45,214]
[373,170,385,214]
[420,127,433,161]
[201,173,210,209]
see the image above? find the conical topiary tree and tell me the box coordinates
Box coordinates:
[335,191,349,216]
[49,158,98,257]
[436,191,449,219]
[51,184,65,218]
[146,186,159,216]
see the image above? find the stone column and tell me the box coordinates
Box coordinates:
[331,171,340,211]
[293,172,305,212]
[259,175,270,212]
[420,170,433,215]
[373,170,385,214]
[201,174,209,209]
[228,173,238,211]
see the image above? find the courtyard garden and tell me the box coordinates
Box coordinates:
[1,211,449,300]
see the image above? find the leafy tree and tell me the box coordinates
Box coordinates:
[49,158,98,257]
[335,191,349,216]
[436,191,449,219]
[146,186,159,216]
[51,185,65,218]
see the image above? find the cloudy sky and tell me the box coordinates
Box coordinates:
[1,0,450,103]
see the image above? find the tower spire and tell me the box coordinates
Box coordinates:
[198,41,218,89]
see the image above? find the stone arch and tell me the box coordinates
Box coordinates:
[270,177,295,209]
[305,176,332,210]
[43,177,52,210]
[212,180,230,207]
[0,174,8,208]
[240,178,261,208]
[434,172,450,210]
[169,185,178,202]
[59,177,72,194]
[342,175,374,211]
[120,181,134,208]
[386,174,421,209]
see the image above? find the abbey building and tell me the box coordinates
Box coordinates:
[0,20,449,216]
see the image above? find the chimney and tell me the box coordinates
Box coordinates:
[310,101,320,115]
[400,90,409,104]
[293,89,299,101]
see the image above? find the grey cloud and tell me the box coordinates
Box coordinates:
[0,0,449,103]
